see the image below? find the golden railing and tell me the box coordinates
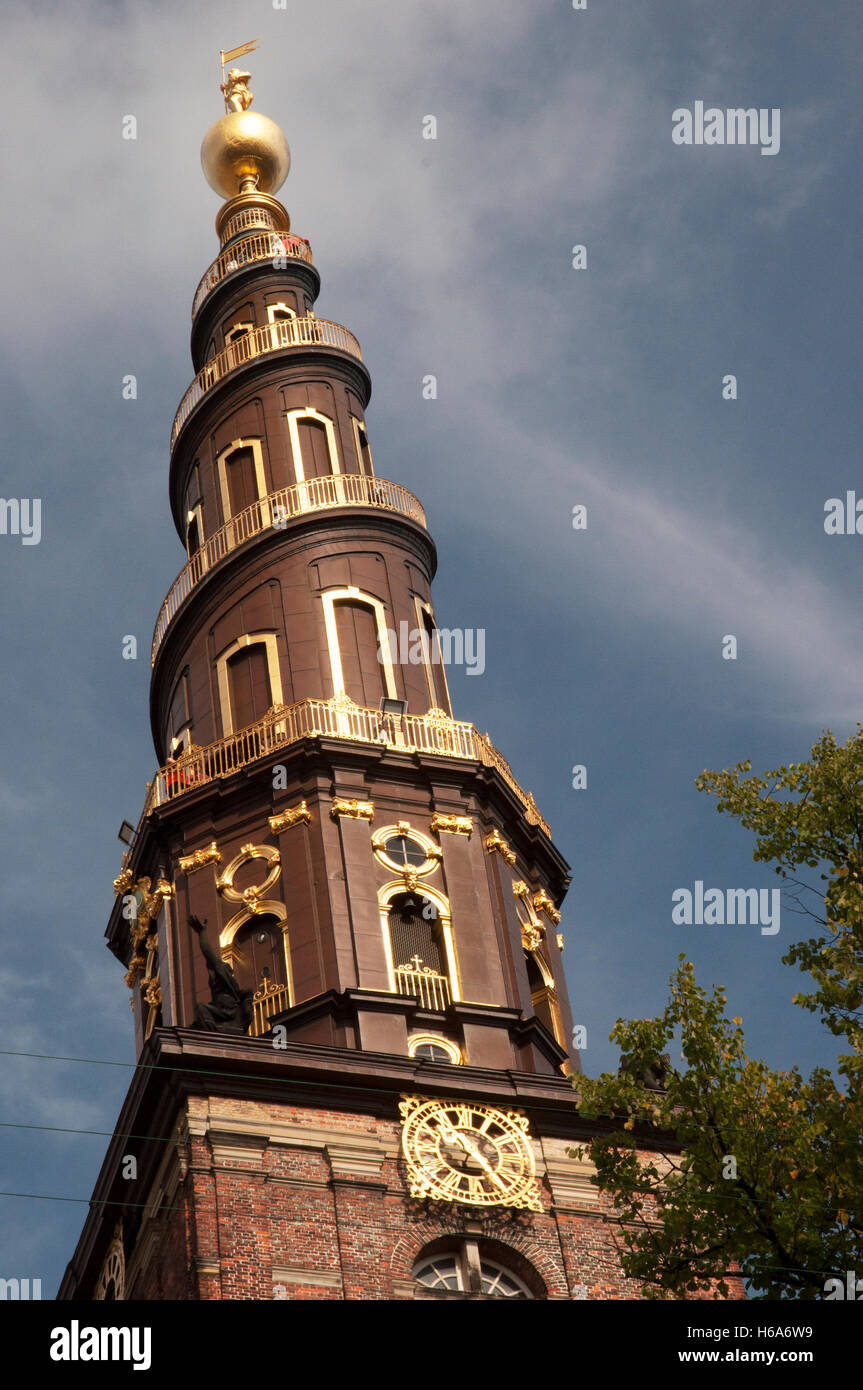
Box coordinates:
[171,315,362,451]
[192,231,313,318]
[151,477,427,664]
[395,962,452,1012]
[219,207,281,243]
[143,696,552,837]
[250,978,292,1037]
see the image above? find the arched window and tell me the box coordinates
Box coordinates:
[225,446,258,514]
[286,407,340,483]
[408,1034,461,1064]
[379,884,460,1010]
[390,891,446,976]
[227,643,272,729]
[412,1242,537,1299]
[95,1231,126,1302]
[216,439,267,522]
[220,904,293,1037]
[186,506,203,558]
[335,599,386,707]
[414,598,452,714]
[215,633,284,735]
[231,914,288,994]
[225,321,253,345]
[267,302,296,323]
[525,951,566,1050]
[321,587,398,707]
[351,416,373,475]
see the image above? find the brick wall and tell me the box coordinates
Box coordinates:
[126,1095,744,1301]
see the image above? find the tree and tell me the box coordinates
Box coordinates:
[572,728,863,1299]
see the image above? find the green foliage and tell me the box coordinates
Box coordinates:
[572,728,863,1299]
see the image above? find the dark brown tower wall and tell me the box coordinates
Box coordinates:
[168,346,372,542]
[151,513,443,762]
[190,260,322,369]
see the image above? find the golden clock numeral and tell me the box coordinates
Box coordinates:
[439,1170,464,1196]
[450,1106,475,1129]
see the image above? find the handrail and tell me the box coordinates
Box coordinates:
[143,696,552,837]
[151,476,427,664]
[192,231,313,318]
[171,315,362,451]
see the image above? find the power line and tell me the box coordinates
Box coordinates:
[0,1190,178,1211]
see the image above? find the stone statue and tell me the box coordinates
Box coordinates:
[189,915,254,1034]
[221,68,254,113]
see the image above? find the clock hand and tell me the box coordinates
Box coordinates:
[440,1126,509,1191]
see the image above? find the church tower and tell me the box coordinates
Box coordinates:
[60,65,644,1302]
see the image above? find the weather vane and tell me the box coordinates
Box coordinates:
[219,39,259,113]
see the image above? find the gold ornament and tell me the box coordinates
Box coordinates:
[399,1097,542,1211]
[521,923,543,953]
[269,802,311,834]
[533,890,561,925]
[430,814,472,837]
[216,843,281,906]
[485,830,516,866]
[201,110,291,199]
[178,842,222,876]
[330,798,374,822]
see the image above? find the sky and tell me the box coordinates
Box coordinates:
[0,0,860,1296]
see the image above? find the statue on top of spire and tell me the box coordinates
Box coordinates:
[221,68,254,113]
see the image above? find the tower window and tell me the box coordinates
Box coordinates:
[267,302,296,323]
[525,951,566,1050]
[186,510,202,556]
[215,632,284,737]
[352,417,373,475]
[382,834,428,868]
[333,598,387,708]
[231,915,287,992]
[372,822,443,875]
[297,418,333,479]
[389,893,444,975]
[225,322,253,345]
[225,446,258,515]
[217,439,267,522]
[286,408,340,484]
[388,891,451,1011]
[412,1043,452,1063]
[221,911,292,1037]
[408,1034,461,1065]
[414,599,451,715]
[227,642,272,730]
[412,1245,534,1299]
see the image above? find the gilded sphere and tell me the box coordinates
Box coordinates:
[200,111,291,198]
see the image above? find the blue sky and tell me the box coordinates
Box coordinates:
[0,0,860,1294]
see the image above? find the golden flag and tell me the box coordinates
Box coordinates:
[221,40,259,67]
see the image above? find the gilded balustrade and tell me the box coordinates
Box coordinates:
[151,476,426,664]
[171,315,362,450]
[143,696,552,837]
[192,230,313,318]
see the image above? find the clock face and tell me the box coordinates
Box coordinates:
[399,1097,543,1211]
